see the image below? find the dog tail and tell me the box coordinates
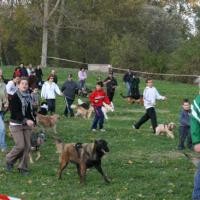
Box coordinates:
[183,152,200,167]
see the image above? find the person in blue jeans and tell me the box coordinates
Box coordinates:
[0,69,9,152]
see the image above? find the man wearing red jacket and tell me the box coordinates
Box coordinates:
[89,81,110,132]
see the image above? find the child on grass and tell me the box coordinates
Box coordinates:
[178,99,192,150]
[89,81,110,132]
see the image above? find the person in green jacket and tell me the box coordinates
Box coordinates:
[191,85,200,200]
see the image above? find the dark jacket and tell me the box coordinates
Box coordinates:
[180,109,191,127]
[104,77,118,93]
[35,68,43,82]
[20,67,28,77]
[61,80,78,100]
[123,72,133,83]
[10,92,35,124]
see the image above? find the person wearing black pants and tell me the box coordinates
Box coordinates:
[133,79,166,133]
[103,72,117,102]
[61,74,78,117]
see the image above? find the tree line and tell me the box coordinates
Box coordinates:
[0,0,200,77]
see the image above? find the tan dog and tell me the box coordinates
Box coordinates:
[71,104,94,119]
[155,122,176,139]
[54,138,110,184]
[36,113,59,134]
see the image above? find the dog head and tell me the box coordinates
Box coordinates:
[168,122,176,131]
[31,132,46,148]
[94,139,109,156]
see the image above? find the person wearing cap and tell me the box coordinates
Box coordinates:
[103,72,118,102]
[191,82,200,200]
[41,75,62,114]
[61,74,78,117]
[89,81,110,132]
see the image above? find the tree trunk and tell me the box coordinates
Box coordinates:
[41,0,48,68]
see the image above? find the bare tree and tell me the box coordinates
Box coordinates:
[41,0,60,68]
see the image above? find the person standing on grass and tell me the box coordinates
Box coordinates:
[133,78,167,133]
[6,77,35,175]
[35,65,43,89]
[78,67,87,90]
[103,72,118,102]
[89,81,110,132]
[0,69,8,152]
[61,74,78,117]
[123,69,133,96]
[191,87,200,200]
[41,75,62,114]
[178,99,192,150]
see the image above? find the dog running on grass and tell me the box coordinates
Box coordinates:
[54,138,110,184]
[120,93,144,105]
[155,122,176,139]
[36,113,59,134]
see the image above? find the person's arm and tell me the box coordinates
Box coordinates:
[155,88,166,100]
[61,82,66,92]
[89,91,95,104]
[41,83,46,99]
[54,84,62,96]
[6,81,12,95]
[180,111,190,126]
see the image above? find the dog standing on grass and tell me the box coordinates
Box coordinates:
[54,138,110,184]
[155,122,176,139]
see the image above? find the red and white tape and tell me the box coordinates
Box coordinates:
[0,194,21,200]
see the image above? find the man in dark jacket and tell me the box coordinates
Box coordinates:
[103,72,118,102]
[61,74,78,117]
[19,63,28,77]
[123,69,133,96]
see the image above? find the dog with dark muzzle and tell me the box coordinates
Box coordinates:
[54,138,110,184]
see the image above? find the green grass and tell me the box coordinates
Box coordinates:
[0,66,199,200]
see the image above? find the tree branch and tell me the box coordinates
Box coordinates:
[47,0,60,20]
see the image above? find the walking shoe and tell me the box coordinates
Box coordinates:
[100,129,106,132]
[6,163,13,172]
[92,129,97,132]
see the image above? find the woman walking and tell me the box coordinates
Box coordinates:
[6,78,35,175]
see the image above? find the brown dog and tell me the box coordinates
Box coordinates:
[120,93,143,105]
[55,138,110,184]
[71,104,94,119]
[155,122,176,139]
[36,113,59,134]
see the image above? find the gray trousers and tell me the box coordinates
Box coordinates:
[6,125,32,171]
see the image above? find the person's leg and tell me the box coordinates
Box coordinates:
[51,99,56,114]
[6,125,24,166]
[91,108,100,130]
[147,107,157,133]
[186,128,193,149]
[18,126,32,171]
[64,97,68,117]
[193,164,200,200]
[0,112,7,151]
[178,126,186,150]
[46,99,53,113]
[98,107,104,130]
[134,111,150,129]
[67,98,74,117]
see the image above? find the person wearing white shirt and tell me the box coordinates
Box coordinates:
[78,68,87,90]
[6,77,20,96]
[41,75,62,114]
[133,79,167,133]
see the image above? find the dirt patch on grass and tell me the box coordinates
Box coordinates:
[150,151,183,162]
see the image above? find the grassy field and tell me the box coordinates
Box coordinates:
[0,66,199,200]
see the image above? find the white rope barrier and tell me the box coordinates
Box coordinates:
[47,56,200,78]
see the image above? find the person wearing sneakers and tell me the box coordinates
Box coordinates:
[0,69,8,153]
[89,81,110,132]
[133,78,167,133]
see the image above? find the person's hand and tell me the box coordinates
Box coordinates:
[94,100,98,103]
[26,120,34,127]
[4,103,9,109]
